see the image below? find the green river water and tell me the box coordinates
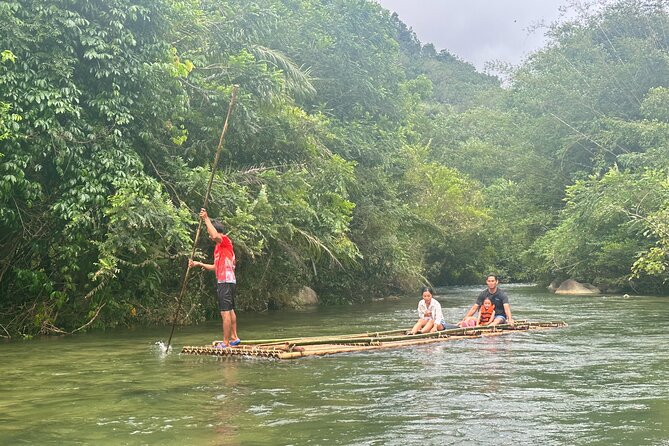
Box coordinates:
[1,284,668,445]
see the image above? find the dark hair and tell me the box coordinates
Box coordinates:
[420,286,434,295]
[212,219,225,234]
[485,274,498,281]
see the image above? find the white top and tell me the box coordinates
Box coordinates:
[417,298,444,322]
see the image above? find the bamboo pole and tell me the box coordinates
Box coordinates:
[260,321,567,347]
[274,334,487,359]
[237,328,408,345]
[273,323,520,346]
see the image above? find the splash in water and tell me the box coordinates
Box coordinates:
[153,341,172,355]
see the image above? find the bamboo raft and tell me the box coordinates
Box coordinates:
[181,321,567,360]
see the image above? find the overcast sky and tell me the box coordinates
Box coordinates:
[375,0,570,71]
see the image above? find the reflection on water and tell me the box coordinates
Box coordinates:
[1,285,668,445]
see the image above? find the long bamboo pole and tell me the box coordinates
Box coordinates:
[166,86,239,352]
[237,328,408,345]
[254,321,567,347]
[274,335,486,359]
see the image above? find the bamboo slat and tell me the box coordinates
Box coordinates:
[230,328,408,346]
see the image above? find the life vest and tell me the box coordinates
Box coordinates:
[479,304,495,324]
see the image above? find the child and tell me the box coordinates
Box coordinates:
[477,297,496,326]
[458,297,495,327]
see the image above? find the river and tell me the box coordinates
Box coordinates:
[1,284,668,445]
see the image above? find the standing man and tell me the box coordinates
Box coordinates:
[189,208,240,348]
[460,274,514,327]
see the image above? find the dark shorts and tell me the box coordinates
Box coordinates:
[217,282,236,312]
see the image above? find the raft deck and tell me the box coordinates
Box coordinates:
[181,321,567,360]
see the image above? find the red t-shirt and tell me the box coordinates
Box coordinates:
[214,235,236,283]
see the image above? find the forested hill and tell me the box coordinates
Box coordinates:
[1,0,668,337]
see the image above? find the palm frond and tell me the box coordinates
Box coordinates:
[250,44,316,99]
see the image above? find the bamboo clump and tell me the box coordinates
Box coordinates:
[180,320,567,360]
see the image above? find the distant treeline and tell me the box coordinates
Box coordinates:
[1,0,668,337]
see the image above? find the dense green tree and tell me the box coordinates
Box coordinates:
[485,0,669,288]
[509,0,669,182]
[533,167,669,292]
[0,50,17,142]
[532,83,669,292]
[0,0,195,334]
[5,0,667,338]
[2,0,489,336]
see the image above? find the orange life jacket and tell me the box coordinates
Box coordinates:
[479,304,495,325]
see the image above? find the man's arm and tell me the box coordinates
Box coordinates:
[189,259,215,271]
[200,208,223,243]
[503,303,514,326]
[461,303,480,322]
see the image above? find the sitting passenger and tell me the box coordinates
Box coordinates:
[458,297,495,327]
[459,274,515,327]
[477,297,496,326]
[408,287,457,334]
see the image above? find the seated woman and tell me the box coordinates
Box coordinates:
[408,287,456,334]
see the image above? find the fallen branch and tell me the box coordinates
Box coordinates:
[71,303,107,334]
[0,323,10,339]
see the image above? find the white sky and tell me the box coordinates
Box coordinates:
[375,0,570,71]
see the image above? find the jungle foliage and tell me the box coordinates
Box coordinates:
[1,0,668,337]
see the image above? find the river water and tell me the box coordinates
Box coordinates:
[1,284,668,445]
